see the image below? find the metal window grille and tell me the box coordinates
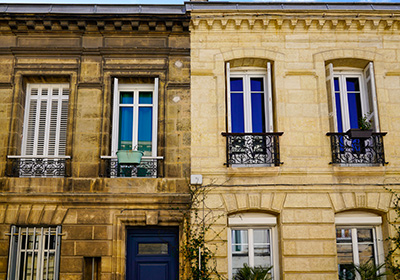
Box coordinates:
[7,226,61,280]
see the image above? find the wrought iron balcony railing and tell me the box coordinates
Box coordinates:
[100,156,163,178]
[6,155,71,177]
[221,132,284,167]
[326,132,387,166]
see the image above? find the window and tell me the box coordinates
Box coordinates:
[83,257,101,280]
[112,79,158,157]
[228,213,279,279]
[107,78,160,177]
[326,62,379,133]
[7,226,62,280]
[22,84,69,157]
[227,63,273,134]
[223,62,282,166]
[335,211,385,280]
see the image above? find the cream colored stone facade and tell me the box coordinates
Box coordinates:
[189,3,400,279]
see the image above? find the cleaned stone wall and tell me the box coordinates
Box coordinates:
[190,9,400,280]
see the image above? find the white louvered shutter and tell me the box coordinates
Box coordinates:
[363,62,380,132]
[266,62,273,132]
[22,84,69,157]
[325,63,337,131]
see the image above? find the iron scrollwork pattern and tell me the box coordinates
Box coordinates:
[103,158,159,178]
[222,132,283,166]
[7,158,70,177]
[327,132,387,165]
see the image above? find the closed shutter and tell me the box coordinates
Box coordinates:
[22,84,69,157]
[364,62,380,132]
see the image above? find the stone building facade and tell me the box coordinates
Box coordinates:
[0,4,190,280]
[188,2,400,280]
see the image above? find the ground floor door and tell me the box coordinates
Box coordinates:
[126,227,179,280]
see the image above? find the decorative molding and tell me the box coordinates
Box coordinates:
[191,16,400,31]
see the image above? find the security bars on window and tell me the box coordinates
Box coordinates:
[7,226,61,280]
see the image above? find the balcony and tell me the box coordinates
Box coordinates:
[100,156,163,178]
[327,132,387,166]
[221,132,283,167]
[6,156,71,177]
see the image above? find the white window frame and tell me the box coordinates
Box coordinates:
[21,83,70,157]
[335,211,385,280]
[111,78,159,157]
[226,63,273,133]
[228,213,279,280]
[326,62,379,132]
[7,226,62,280]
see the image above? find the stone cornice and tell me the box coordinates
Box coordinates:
[191,15,400,30]
[0,16,190,34]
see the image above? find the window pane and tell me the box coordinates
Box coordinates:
[232,230,249,274]
[251,92,265,133]
[231,93,245,133]
[334,78,340,92]
[336,228,355,279]
[346,78,360,92]
[253,229,272,268]
[138,107,153,155]
[250,78,263,92]
[139,91,153,104]
[357,228,375,264]
[346,78,362,129]
[120,91,133,104]
[334,78,344,133]
[230,78,243,92]
[119,107,133,150]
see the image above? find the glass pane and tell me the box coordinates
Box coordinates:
[138,243,168,255]
[346,78,360,92]
[335,91,343,133]
[254,229,272,268]
[251,92,265,133]
[230,78,243,92]
[251,78,263,92]
[231,93,244,133]
[120,91,133,104]
[358,244,375,264]
[139,91,153,104]
[138,107,152,155]
[232,229,249,275]
[357,228,373,243]
[336,228,352,243]
[119,107,133,150]
[334,77,340,92]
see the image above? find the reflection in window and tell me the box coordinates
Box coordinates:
[7,226,61,280]
[231,229,272,276]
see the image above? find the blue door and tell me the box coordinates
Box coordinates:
[126,227,179,280]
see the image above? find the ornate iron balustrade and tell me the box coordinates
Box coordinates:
[6,156,71,177]
[221,132,284,166]
[327,132,387,165]
[100,156,163,178]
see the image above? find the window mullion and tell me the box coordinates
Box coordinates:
[132,90,139,150]
[244,75,252,133]
[248,228,254,267]
[352,228,360,265]
[339,75,350,132]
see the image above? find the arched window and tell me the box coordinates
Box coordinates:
[228,212,279,279]
[335,211,385,279]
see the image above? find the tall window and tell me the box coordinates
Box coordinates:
[326,62,379,133]
[7,226,62,280]
[227,63,273,133]
[335,211,385,280]
[228,213,279,279]
[22,84,69,157]
[111,78,159,157]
